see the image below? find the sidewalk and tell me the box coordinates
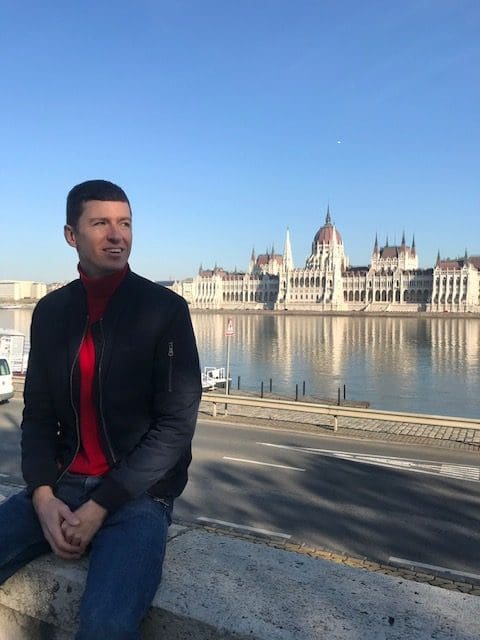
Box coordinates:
[199,394,480,452]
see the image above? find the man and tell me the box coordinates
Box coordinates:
[0,180,202,639]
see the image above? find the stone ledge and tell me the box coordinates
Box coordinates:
[1,526,480,639]
[1,484,480,639]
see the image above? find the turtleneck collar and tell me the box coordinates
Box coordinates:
[78,264,129,322]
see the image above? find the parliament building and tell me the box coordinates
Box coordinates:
[172,208,480,313]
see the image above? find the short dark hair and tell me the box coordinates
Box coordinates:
[66,179,131,228]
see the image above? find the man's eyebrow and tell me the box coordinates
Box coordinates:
[88,216,132,222]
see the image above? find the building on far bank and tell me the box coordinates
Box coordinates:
[0,280,47,302]
[170,209,480,313]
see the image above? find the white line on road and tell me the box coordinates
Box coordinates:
[222,456,305,471]
[440,464,480,481]
[388,556,480,582]
[257,442,480,482]
[197,517,291,539]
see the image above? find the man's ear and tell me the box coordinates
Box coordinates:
[64,224,77,248]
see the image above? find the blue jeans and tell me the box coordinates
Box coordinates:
[0,473,172,639]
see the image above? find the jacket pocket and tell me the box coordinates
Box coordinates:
[168,341,174,392]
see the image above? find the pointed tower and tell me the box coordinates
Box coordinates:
[373,234,379,255]
[325,205,332,226]
[436,250,441,266]
[247,247,256,274]
[411,235,416,257]
[283,228,294,271]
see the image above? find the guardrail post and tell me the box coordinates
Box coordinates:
[212,402,217,417]
[302,381,306,396]
[261,381,264,398]
[295,384,298,401]
[334,415,338,432]
[237,376,241,390]
[343,384,346,400]
[337,388,341,405]
[269,378,272,392]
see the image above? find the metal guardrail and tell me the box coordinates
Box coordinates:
[203,392,480,432]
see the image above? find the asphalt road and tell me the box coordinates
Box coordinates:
[2,398,480,579]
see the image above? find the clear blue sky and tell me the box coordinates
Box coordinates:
[1,0,478,282]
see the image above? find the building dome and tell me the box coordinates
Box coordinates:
[313,207,342,246]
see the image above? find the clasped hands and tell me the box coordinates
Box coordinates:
[32,486,107,560]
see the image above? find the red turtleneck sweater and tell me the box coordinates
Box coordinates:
[69,264,128,476]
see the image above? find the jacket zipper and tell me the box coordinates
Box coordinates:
[168,341,174,392]
[98,319,117,464]
[57,315,89,484]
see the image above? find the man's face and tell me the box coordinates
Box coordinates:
[64,200,132,278]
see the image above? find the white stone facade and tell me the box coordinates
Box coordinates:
[173,209,480,313]
[0,280,47,302]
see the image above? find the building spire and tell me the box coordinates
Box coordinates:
[373,233,379,255]
[436,249,441,265]
[283,228,294,271]
[401,230,406,246]
[325,205,331,225]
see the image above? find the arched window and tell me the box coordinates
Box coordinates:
[381,291,387,302]
[375,291,380,301]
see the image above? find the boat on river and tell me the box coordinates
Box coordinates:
[202,367,230,391]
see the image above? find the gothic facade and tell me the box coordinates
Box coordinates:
[173,209,480,313]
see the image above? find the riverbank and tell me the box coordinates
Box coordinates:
[190,307,480,319]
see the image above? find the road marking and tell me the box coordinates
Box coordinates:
[222,456,305,471]
[257,442,480,482]
[197,517,291,539]
[389,556,480,582]
[440,464,480,481]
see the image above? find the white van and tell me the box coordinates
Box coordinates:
[0,358,14,403]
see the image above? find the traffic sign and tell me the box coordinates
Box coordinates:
[225,318,235,337]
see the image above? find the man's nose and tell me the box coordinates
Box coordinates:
[106,225,122,242]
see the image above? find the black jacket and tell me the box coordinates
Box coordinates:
[21,270,202,512]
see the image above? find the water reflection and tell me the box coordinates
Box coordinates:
[1,308,479,418]
[190,313,480,418]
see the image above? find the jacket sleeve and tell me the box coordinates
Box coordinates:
[90,296,202,511]
[21,303,61,493]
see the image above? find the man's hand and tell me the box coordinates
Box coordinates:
[61,500,108,552]
[32,486,83,559]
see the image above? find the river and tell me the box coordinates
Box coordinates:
[1,308,479,419]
